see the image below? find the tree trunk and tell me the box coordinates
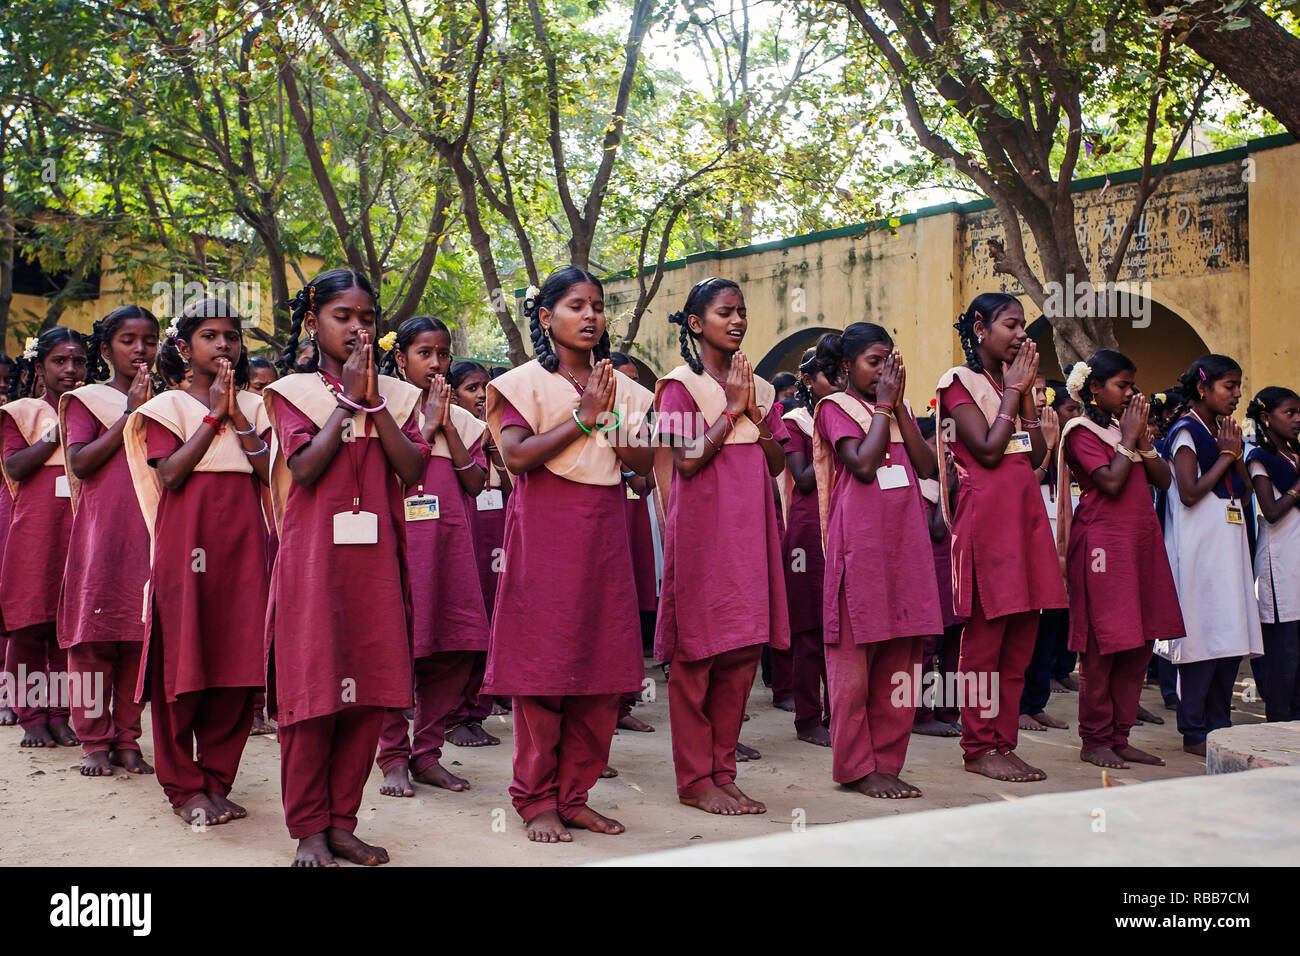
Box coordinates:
[1148,2,1300,138]
[0,214,13,350]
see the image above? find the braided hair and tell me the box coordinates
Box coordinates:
[83,305,160,383]
[1173,354,1242,420]
[525,267,610,373]
[279,268,377,375]
[157,297,251,388]
[10,327,86,401]
[794,343,844,412]
[1073,349,1137,428]
[953,292,1019,373]
[1246,387,1300,456]
[379,315,451,379]
[813,323,893,391]
[667,277,741,375]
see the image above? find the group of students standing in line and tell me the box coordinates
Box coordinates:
[0,266,1296,864]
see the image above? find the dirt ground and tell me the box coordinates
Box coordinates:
[0,661,1266,866]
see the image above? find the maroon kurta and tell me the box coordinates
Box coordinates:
[58,396,151,647]
[0,415,72,631]
[481,399,643,697]
[938,377,1067,617]
[1064,427,1185,654]
[818,401,942,643]
[469,488,507,619]
[653,383,791,662]
[782,425,824,633]
[266,395,421,725]
[140,419,267,701]
[407,441,490,657]
[626,486,658,613]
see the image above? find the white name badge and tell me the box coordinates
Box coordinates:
[54,475,71,498]
[1225,504,1244,526]
[626,485,640,500]
[875,463,910,489]
[476,489,503,512]
[1004,430,1032,455]
[1069,482,1082,498]
[404,495,439,522]
[333,510,378,545]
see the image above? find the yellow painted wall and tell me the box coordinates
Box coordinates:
[606,137,1297,406]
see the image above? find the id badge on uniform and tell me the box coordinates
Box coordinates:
[54,474,71,498]
[404,495,439,522]
[333,510,378,544]
[1004,430,1031,455]
[1225,503,1244,525]
[626,485,640,500]
[875,464,910,489]
[1069,482,1082,498]
[476,489,503,511]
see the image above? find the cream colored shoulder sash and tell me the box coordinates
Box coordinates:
[486,359,654,487]
[59,385,128,514]
[933,365,1021,529]
[811,392,910,547]
[0,397,64,498]
[1054,416,1121,568]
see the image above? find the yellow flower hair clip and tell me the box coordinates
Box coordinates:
[1044,386,1056,406]
[378,331,398,352]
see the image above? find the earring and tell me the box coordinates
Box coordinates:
[976,333,984,344]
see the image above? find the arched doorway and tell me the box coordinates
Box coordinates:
[755,326,839,382]
[1028,297,1209,393]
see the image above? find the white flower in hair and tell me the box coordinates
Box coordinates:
[1065,361,1091,402]
[165,316,182,339]
[21,337,38,360]
[524,284,541,308]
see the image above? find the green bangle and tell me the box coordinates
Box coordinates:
[572,408,593,434]
[598,409,623,433]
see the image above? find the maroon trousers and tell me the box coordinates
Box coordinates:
[376,651,476,774]
[447,651,492,728]
[668,644,762,797]
[617,691,640,719]
[770,645,793,701]
[509,694,619,822]
[1078,641,1153,750]
[279,706,384,839]
[68,641,145,755]
[791,627,830,734]
[826,635,922,783]
[150,685,255,809]
[958,600,1038,761]
[7,624,70,728]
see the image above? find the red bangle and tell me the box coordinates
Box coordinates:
[723,411,737,432]
[202,415,222,429]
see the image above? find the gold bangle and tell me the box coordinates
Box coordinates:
[1116,444,1139,462]
[1138,447,1158,459]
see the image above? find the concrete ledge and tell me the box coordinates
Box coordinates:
[596,766,1300,866]
[1207,720,1300,774]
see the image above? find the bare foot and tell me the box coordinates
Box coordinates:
[526,808,572,843]
[1183,741,1207,756]
[380,764,415,797]
[963,752,1033,782]
[109,749,154,774]
[1135,704,1165,725]
[680,784,743,815]
[446,723,490,747]
[1018,713,1047,732]
[1030,711,1069,730]
[412,760,470,791]
[600,765,618,778]
[720,782,766,813]
[490,701,510,716]
[564,805,625,834]
[249,712,276,736]
[912,718,961,738]
[20,725,56,748]
[848,771,922,799]
[797,725,832,747]
[617,714,655,733]
[772,696,795,713]
[468,721,500,746]
[48,719,79,746]
[1115,744,1165,766]
[174,793,224,827]
[292,832,337,867]
[80,751,113,776]
[327,827,389,865]
[0,707,16,725]
[1003,750,1047,781]
[494,696,513,712]
[1050,678,1070,693]
[1080,746,1129,769]
[735,742,761,761]
[209,792,247,820]
[1059,675,1079,691]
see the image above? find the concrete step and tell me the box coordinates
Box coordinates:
[1207,720,1300,774]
